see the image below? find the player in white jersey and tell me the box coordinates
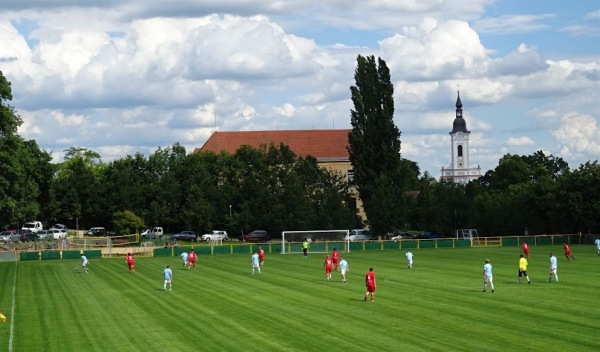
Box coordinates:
[80,254,89,273]
[548,253,558,283]
[339,257,349,282]
[405,250,414,269]
[482,259,494,293]
[251,252,261,274]
[595,238,600,256]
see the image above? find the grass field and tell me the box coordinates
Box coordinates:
[1,244,599,351]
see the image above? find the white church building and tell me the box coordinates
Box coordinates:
[441,92,481,183]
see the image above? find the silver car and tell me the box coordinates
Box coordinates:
[0,230,20,243]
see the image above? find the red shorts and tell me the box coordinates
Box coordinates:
[259,255,265,260]
[189,258,196,264]
[325,267,332,274]
[332,258,339,264]
[367,283,375,293]
[565,250,572,256]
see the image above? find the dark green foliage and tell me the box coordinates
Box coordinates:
[0,71,52,227]
[348,55,405,235]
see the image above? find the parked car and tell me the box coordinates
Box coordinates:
[241,230,271,242]
[50,229,67,240]
[202,230,229,242]
[22,221,43,233]
[344,229,371,241]
[50,223,67,231]
[0,230,19,243]
[84,227,116,237]
[141,227,164,239]
[416,231,442,239]
[390,232,412,241]
[19,229,38,242]
[171,231,198,241]
[37,230,50,240]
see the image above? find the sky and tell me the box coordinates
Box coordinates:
[1,0,599,177]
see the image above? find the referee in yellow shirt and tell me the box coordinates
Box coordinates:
[518,254,531,284]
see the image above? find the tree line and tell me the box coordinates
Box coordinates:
[2,61,600,238]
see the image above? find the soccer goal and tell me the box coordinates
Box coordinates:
[209,237,223,250]
[281,230,349,254]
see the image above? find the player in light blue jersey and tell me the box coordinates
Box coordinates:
[406,250,414,269]
[548,253,558,283]
[251,252,261,274]
[595,238,600,256]
[80,254,89,273]
[163,265,173,291]
[180,250,189,269]
[339,257,349,282]
[482,259,494,293]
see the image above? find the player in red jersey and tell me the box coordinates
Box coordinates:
[331,248,340,271]
[126,253,135,272]
[364,267,376,302]
[258,247,265,266]
[563,243,575,261]
[188,249,197,270]
[521,241,529,258]
[324,255,333,281]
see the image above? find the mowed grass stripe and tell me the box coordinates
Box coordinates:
[3,245,600,351]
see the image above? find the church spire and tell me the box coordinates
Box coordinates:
[450,91,469,133]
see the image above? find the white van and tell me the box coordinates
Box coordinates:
[22,221,43,233]
[344,229,371,241]
[142,227,164,239]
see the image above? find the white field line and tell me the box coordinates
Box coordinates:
[8,261,17,352]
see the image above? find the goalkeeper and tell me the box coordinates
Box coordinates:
[302,239,310,257]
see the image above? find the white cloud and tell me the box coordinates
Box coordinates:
[551,112,600,155]
[506,136,535,146]
[273,103,295,117]
[51,110,87,126]
[585,9,600,19]
[473,14,555,35]
[560,24,600,37]
[382,17,489,80]
[488,44,547,76]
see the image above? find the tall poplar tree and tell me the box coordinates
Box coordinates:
[348,55,403,236]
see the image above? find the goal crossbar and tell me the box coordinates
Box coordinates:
[281,230,349,254]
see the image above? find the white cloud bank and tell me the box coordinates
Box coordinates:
[0,1,598,176]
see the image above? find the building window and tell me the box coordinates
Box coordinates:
[348,169,355,184]
[458,145,463,157]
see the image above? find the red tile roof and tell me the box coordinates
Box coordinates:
[195,129,351,160]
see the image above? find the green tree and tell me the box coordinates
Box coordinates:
[112,210,144,235]
[348,55,403,235]
[0,71,53,226]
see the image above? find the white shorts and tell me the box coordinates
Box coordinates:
[549,268,557,274]
[341,269,347,275]
[485,275,493,283]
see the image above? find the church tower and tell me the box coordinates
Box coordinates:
[441,92,481,183]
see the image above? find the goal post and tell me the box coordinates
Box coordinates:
[281,230,349,254]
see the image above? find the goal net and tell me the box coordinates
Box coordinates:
[281,230,349,254]
[209,237,223,250]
